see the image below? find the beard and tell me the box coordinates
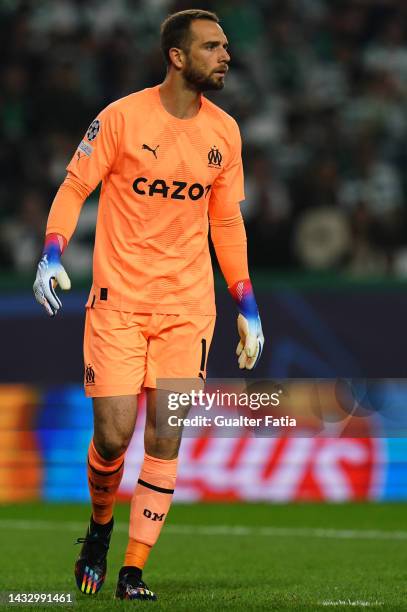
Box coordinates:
[182,57,225,92]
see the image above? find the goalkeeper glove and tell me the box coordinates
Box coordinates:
[33,233,71,316]
[229,279,264,370]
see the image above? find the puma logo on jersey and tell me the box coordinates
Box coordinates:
[142,144,159,158]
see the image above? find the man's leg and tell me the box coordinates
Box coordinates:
[88,395,138,523]
[116,389,180,601]
[75,395,138,595]
[115,313,215,600]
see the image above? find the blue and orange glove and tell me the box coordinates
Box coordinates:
[33,233,71,316]
[229,279,264,370]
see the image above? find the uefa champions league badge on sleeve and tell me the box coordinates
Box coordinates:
[78,140,93,157]
[86,119,100,142]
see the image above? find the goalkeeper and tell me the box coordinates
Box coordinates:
[33,8,263,602]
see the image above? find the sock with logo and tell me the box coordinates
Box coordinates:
[124,453,178,569]
[87,438,125,525]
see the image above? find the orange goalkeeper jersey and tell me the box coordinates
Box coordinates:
[51,85,245,314]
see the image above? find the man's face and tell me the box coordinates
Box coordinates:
[181,20,230,92]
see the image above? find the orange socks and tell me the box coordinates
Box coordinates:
[123,540,151,570]
[87,438,125,525]
[87,446,177,568]
[124,453,178,569]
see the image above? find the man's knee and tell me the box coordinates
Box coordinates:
[145,388,185,459]
[144,429,180,460]
[92,395,138,460]
[94,430,131,460]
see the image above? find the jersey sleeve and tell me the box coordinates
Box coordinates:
[45,173,91,244]
[209,200,249,287]
[209,119,245,206]
[66,102,122,191]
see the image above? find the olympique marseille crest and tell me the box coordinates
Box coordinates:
[208,146,222,168]
[85,364,95,385]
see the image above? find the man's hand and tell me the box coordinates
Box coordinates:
[236,312,264,370]
[229,279,264,370]
[33,235,71,316]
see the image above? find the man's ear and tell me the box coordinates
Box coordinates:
[168,47,185,70]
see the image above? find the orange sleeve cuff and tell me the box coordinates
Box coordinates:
[210,213,249,287]
[46,173,91,244]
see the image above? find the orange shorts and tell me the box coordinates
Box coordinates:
[83,308,216,397]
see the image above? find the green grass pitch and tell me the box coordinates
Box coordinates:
[0,502,406,610]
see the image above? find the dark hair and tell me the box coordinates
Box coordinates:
[160,9,219,66]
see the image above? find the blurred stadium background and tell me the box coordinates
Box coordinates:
[2,0,407,509]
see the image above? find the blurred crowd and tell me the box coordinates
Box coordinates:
[2,0,407,277]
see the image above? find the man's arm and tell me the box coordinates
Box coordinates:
[32,175,91,315]
[208,118,264,369]
[33,105,121,316]
[209,198,264,370]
